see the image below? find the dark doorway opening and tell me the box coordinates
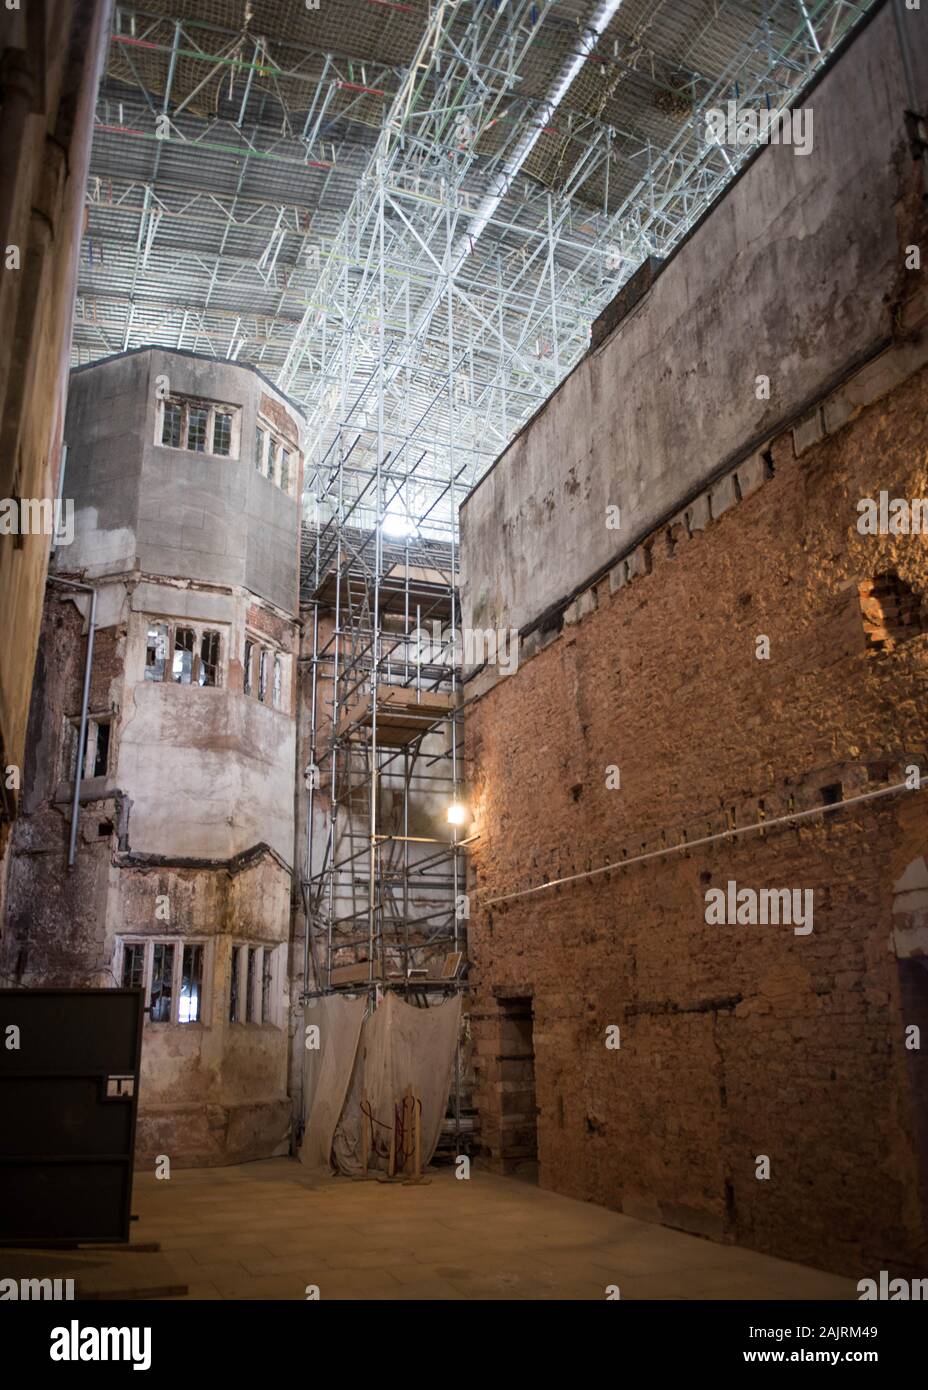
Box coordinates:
[497,995,538,1182]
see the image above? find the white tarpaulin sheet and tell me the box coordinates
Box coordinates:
[298,994,367,1175]
[301,991,461,1177]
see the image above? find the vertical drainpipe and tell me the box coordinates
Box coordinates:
[47,575,97,869]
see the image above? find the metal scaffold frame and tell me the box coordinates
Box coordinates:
[298,484,471,1154]
[300,506,466,1002]
[78,2,873,535]
[284,0,872,535]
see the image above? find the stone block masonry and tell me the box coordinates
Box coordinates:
[464,363,928,1279]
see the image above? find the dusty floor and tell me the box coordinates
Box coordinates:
[2,1158,857,1300]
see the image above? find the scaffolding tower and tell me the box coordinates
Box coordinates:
[299,477,473,1152]
[300,503,466,1002]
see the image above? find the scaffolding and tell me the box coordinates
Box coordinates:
[77,2,871,535]
[300,506,465,998]
[277,0,872,536]
[299,487,471,1151]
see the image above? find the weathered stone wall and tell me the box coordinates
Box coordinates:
[465,357,928,1277]
[63,348,305,616]
[2,348,304,1165]
[123,854,291,1168]
[1,584,294,1165]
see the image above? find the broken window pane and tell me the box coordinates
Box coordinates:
[246,948,257,1021]
[172,627,195,684]
[93,720,111,777]
[273,654,282,708]
[213,412,232,456]
[279,449,291,493]
[150,943,175,1022]
[229,946,240,1022]
[243,639,254,696]
[145,623,169,681]
[187,406,208,452]
[162,401,183,447]
[258,648,268,702]
[254,426,265,472]
[179,945,204,1023]
[261,949,273,1022]
[122,942,145,991]
[199,630,220,687]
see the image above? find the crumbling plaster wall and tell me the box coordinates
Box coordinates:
[460,1,928,643]
[19,577,298,865]
[119,583,297,863]
[2,346,305,1164]
[122,856,291,1168]
[50,350,305,864]
[2,592,123,986]
[1,584,294,1165]
[63,349,304,616]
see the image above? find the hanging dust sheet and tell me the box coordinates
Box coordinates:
[332,992,462,1177]
[298,993,367,1175]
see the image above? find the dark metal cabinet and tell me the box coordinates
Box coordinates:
[0,988,143,1244]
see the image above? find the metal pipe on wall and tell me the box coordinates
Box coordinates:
[482,779,920,909]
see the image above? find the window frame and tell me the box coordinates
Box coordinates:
[243,638,254,696]
[253,415,299,498]
[199,630,221,687]
[116,936,213,1026]
[212,410,233,457]
[62,713,114,784]
[228,942,283,1027]
[161,400,183,448]
[142,618,225,689]
[244,634,289,713]
[92,719,112,779]
[172,626,196,685]
[156,395,242,460]
[144,622,170,682]
[257,646,268,703]
[185,404,209,453]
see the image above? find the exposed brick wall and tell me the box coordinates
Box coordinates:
[246,601,293,651]
[259,391,300,448]
[464,363,928,1278]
